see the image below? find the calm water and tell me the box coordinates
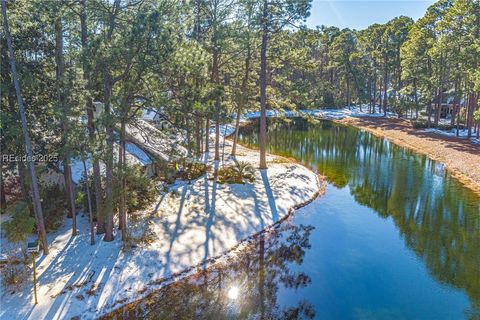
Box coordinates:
[106,119,480,320]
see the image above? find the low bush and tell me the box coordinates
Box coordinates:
[117,164,158,213]
[437,124,454,131]
[1,261,30,289]
[177,162,209,181]
[154,162,176,184]
[41,184,67,231]
[154,160,209,183]
[474,109,480,124]
[217,160,255,184]
[3,201,35,261]
[411,119,428,128]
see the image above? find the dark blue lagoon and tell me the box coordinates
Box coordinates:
[105,119,480,320]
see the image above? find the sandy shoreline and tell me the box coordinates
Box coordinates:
[337,117,480,195]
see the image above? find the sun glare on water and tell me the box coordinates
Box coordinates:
[227,286,239,300]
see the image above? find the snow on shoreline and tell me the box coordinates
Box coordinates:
[240,107,480,144]
[423,128,480,144]
[0,141,320,320]
[242,106,395,121]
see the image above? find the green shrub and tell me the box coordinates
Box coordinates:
[411,119,428,128]
[3,201,35,244]
[177,161,208,181]
[154,162,176,183]
[390,98,410,117]
[116,164,158,213]
[75,190,86,211]
[474,109,480,123]
[437,124,454,131]
[1,262,30,288]
[77,172,104,215]
[41,184,67,231]
[217,160,255,184]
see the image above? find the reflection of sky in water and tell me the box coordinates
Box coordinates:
[276,185,471,319]
[239,119,480,318]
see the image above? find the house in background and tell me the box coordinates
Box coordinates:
[41,102,188,193]
[124,119,187,177]
[142,107,172,131]
[42,120,185,192]
[431,92,464,119]
[41,141,153,190]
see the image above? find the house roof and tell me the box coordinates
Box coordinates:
[68,143,146,184]
[124,120,187,162]
[142,108,160,121]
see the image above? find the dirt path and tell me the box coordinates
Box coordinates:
[338,117,480,195]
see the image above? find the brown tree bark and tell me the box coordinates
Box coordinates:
[195,116,201,156]
[82,158,95,245]
[467,93,476,138]
[205,117,210,153]
[382,58,388,116]
[80,0,104,234]
[2,0,49,254]
[413,78,419,119]
[212,50,220,161]
[232,35,252,157]
[55,18,77,236]
[103,74,115,242]
[259,0,268,169]
[118,120,126,240]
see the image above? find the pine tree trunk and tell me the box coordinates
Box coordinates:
[383,60,388,116]
[205,117,210,153]
[212,55,220,161]
[456,101,461,136]
[80,0,104,234]
[378,77,383,114]
[195,117,201,156]
[2,0,49,254]
[55,17,77,236]
[259,0,268,169]
[232,32,252,157]
[214,119,220,162]
[103,74,115,242]
[413,78,419,119]
[82,158,95,245]
[467,93,475,138]
[231,111,241,157]
[118,120,127,240]
[367,77,372,113]
[434,89,442,128]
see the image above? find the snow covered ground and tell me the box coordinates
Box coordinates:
[240,107,480,144]
[0,140,320,320]
[424,128,480,144]
[242,106,395,120]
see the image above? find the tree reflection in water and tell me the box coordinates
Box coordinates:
[104,118,480,319]
[240,118,480,316]
[102,223,316,320]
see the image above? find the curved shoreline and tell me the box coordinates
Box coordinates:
[101,164,325,319]
[97,142,325,319]
[0,134,324,320]
[102,115,479,318]
[337,117,480,196]
[237,115,480,195]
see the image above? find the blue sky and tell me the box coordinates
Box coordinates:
[306,0,436,30]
